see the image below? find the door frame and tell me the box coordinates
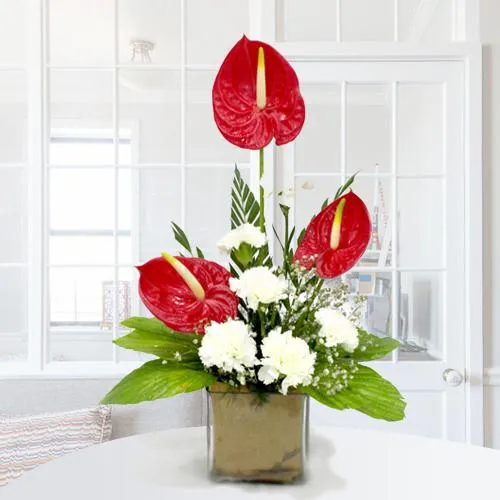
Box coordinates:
[250,43,483,445]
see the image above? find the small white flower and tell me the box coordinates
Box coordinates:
[229,267,288,310]
[315,308,359,352]
[258,328,316,395]
[198,319,258,373]
[217,223,267,254]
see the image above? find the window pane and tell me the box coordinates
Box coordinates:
[186,167,249,262]
[119,70,181,164]
[398,178,444,268]
[397,83,443,174]
[0,268,28,334]
[186,71,250,163]
[355,176,392,265]
[50,236,115,265]
[0,169,27,263]
[186,0,249,65]
[130,168,182,263]
[294,175,342,235]
[281,0,337,41]
[0,0,27,64]
[50,71,113,165]
[295,84,341,174]
[49,0,114,65]
[50,169,115,230]
[118,169,133,231]
[398,271,443,361]
[50,140,115,166]
[186,71,249,164]
[398,0,452,42]
[117,266,149,362]
[119,0,181,65]
[0,268,27,361]
[0,71,27,163]
[49,267,114,325]
[346,84,391,174]
[345,270,392,355]
[341,0,394,41]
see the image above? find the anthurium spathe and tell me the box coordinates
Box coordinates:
[212,35,305,150]
[294,192,371,278]
[138,253,239,334]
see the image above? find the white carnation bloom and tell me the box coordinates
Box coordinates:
[229,267,288,310]
[315,308,359,352]
[217,223,267,254]
[199,319,258,373]
[258,328,316,395]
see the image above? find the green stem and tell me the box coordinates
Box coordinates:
[259,148,265,232]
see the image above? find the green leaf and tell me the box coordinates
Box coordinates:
[114,328,202,364]
[305,365,406,421]
[320,198,329,210]
[233,242,254,267]
[121,316,172,334]
[196,247,205,258]
[171,222,193,255]
[334,172,359,200]
[342,329,401,361]
[279,203,290,218]
[231,165,260,229]
[101,360,215,405]
[297,228,306,245]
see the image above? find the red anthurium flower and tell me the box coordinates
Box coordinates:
[294,192,371,278]
[212,35,305,150]
[138,253,239,334]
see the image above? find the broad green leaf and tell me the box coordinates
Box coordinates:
[114,328,202,364]
[101,360,215,404]
[121,316,172,335]
[305,364,406,421]
[342,329,401,361]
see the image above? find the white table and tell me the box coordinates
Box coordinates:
[1,426,499,499]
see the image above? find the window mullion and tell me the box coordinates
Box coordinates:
[26,0,46,371]
[112,0,120,363]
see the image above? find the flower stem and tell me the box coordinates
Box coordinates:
[259,148,265,232]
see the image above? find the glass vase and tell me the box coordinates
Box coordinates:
[206,383,309,483]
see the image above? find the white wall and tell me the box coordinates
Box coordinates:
[480,0,500,449]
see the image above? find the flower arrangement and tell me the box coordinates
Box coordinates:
[102,36,405,424]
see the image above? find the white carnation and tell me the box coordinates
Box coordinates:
[258,328,316,395]
[199,319,258,373]
[217,223,267,254]
[229,267,288,310]
[315,308,359,352]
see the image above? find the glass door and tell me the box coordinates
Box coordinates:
[275,58,466,440]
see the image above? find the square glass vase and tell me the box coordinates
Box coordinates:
[206,384,309,483]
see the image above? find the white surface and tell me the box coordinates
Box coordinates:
[1,426,499,499]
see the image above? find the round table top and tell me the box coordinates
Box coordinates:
[2,426,499,499]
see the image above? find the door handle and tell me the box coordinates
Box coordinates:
[442,368,464,387]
